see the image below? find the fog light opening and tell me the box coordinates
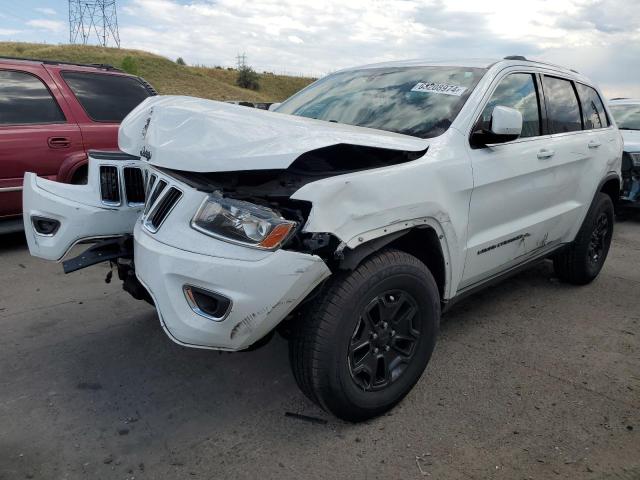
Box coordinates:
[183,285,232,321]
[32,216,60,236]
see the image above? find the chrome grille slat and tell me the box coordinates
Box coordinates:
[145,179,167,215]
[145,174,157,201]
[144,187,182,232]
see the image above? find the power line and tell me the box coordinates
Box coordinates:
[68,0,120,48]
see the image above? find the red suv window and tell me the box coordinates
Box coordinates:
[61,71,152,122]
[0,70,66,125]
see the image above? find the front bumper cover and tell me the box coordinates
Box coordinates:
[134,221,331,351]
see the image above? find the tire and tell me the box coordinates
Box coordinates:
[553,192,614,285]
[288,248,440,422]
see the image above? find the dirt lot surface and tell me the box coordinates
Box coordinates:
[1,220,638,480]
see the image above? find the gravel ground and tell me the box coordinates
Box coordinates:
[0,219,638,479]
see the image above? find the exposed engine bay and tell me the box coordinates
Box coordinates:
[158,143,426,258]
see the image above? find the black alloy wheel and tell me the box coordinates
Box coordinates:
[348,290,421,391]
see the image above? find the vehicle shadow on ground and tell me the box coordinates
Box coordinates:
[0,231,27,252]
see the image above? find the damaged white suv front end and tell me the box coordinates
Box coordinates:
[24,59,622,421]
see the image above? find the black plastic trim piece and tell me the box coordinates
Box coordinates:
[62,237,133,274]
[443,243,567,312]
[88,150,140,160]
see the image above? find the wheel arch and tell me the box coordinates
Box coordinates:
[56,152,88,183]
[599,173,620,206]
[339,225,450,300]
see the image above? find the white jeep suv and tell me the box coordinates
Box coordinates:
[23,56,622,421]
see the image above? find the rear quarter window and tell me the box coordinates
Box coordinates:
[0,70,65,125]
[62,71,152,122]
[575,83,609,129]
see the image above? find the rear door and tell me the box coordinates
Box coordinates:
[539,75,614,241]
[0,67,84,218]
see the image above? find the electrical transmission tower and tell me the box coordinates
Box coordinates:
[68,0,120,48]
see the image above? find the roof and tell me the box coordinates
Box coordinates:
[0,55,122,72]
[609,98,640,105]
[337,55,590,82]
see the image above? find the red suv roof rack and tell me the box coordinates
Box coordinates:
[0,55,123,72]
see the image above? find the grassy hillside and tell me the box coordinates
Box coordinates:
[0,42,314,102]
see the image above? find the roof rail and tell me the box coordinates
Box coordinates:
[0,55,122,72]
[502,55,581,74]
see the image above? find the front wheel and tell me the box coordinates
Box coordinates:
[288,249,440,422]
[553,192,614,285]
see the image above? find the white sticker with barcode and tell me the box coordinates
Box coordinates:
[411,82,467,96]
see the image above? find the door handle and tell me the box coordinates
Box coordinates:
[588,140,602,149]
[537,148,555,159]
[48,137,71,149]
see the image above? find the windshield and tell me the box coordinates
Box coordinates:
[610,104,640,130]
[277,66,486,139]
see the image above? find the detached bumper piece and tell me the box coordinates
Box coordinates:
[22,154,145,262]
[62,237,133,273]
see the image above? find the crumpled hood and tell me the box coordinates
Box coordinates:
[119,96,429,172]
[621,130,640,153]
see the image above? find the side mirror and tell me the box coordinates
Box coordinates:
[471,106,523,147]
[268,102,281,112]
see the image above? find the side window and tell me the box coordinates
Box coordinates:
[0,70,65,125]
[576,83,609,129]
[62,72,152,122]
[478,73,541,138]
[542,76,582,133]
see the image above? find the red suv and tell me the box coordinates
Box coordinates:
[0,56,156,232]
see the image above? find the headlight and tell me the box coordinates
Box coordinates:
[191,194,297,250]
[630,152,640,167]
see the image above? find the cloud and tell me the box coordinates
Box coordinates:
[555,0,640,34]
[35,7,57,15]
[0,28,23,36]
[26,19,66,33]
[119,0,550,76]
[88,0,640,97]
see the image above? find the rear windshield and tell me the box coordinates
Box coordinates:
[276,66,486,139]
[610,104,640,130]
[62,71,153,122]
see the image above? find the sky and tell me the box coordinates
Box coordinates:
[1,0,639,98]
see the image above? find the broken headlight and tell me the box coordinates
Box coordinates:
[191,194,297,250]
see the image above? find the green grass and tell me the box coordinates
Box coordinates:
[0,42,315,102]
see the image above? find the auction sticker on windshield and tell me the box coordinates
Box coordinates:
[411,82,467,96]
